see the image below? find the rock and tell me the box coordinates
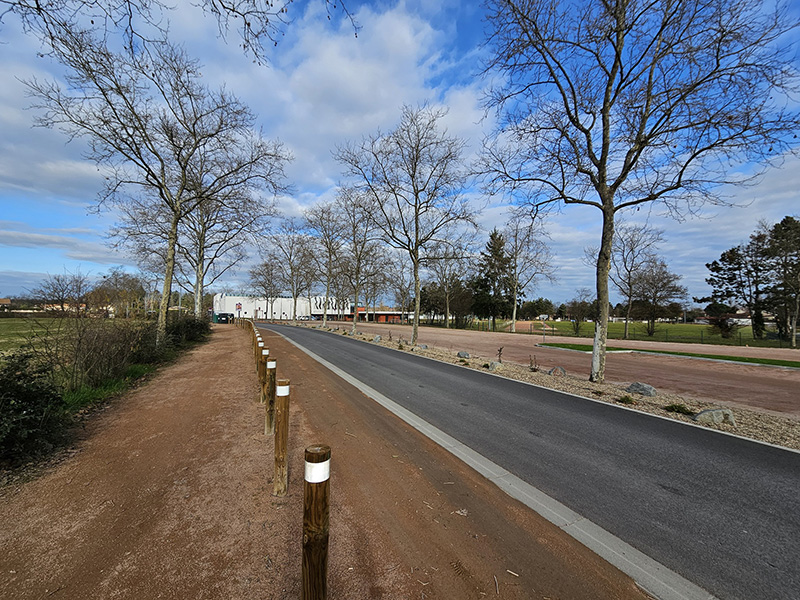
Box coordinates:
[457,351,470,359]
[693,409,737,427]
[418,344,428,349]
[373,335,381,343]
[489,361,503,372]
[547,366,566,376]
[626,382,657,397]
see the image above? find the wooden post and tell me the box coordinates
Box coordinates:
[256,340,265,370]
[302,445,331,600]
[266,359,277,434]
[258,348,269,403]
[273,378,290,497]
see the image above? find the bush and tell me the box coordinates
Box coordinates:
[664,403,695,416]
[166,316,211,346]
[0,350,66,460]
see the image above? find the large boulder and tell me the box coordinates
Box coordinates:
[693,409,737,427]
[626,382,657,397]
[457,351,470,359]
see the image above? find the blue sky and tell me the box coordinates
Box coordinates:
[1,0,798,305]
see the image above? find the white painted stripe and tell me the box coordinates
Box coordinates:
[267,360,277,368]
[277,385,290,396]
[305,459,330,483]
[273,329,718,600]
[262,349,269,356]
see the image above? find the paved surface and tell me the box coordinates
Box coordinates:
[264,323,800,600]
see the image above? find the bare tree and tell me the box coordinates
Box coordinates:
[270,217,314,322]
[30,269,90,313]
[481,0,800,382]
[335,186,382,334]
[7,0,356,65]
[249,256,282,320]
[304,200,345,327]
[503,211,555,333]
[632,258,688,336]
[426,241,473,329]
[27,32,286,343]
[336,105,478,344]
[587,221,665,339]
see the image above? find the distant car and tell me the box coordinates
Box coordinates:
[217,313,233,323]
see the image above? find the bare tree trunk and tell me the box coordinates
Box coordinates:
[412,257,421,345]
[511,281,519,333]
[157,213,180,346]
[624,297,632,339]
[351,284,360,335]
[194,243,205,317]
[323,280,330,327]
[591,210,614,383]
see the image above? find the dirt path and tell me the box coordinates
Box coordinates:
[347,322,800,418]
[0,325,650,599]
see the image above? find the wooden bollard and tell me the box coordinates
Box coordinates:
[256,340,264,369]
[302,445,331,600]
[273,378,290,497]
[258,348,268,403]
[266,359,277,434]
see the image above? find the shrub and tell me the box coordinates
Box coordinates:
[617,395,636,405]
[0,350,66,460]
[664,403,695,416]
[166,316,211,346]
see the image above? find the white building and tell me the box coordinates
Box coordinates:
[212,293,352,321]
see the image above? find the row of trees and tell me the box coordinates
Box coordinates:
[23,268,207,318]
[14,0,800,383]
[703,216,800,347]
[248,180,555,336]
[27,34,290,345]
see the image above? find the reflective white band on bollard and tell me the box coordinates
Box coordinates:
[305,459,330,483]
[277,385,290,396]
[267,360,277,369]
[262,349,269,356]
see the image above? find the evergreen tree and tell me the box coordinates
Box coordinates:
[471,230,514,331]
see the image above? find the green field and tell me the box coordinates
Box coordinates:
[491,319,796,348]
[0,318,54,354]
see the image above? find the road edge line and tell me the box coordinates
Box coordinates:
[269,328,718,600]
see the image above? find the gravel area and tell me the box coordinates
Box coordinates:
[315,325,800,452]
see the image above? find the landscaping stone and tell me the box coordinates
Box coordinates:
[626,382,658,397]
[489,361,503,372]
[457,351,470,359]
[548,366,566,376]
[693,408,737,427]
[418,344,428,349]
[373,335,381,343]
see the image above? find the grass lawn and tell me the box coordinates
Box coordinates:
[507,319,795,348]
[0,318,56,354]
[539,342,800,369]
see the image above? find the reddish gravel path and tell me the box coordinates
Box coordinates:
[0,325,650,600]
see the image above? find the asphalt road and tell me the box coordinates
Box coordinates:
[261,324,800,600]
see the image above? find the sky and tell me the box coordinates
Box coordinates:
[0,0,798,306]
